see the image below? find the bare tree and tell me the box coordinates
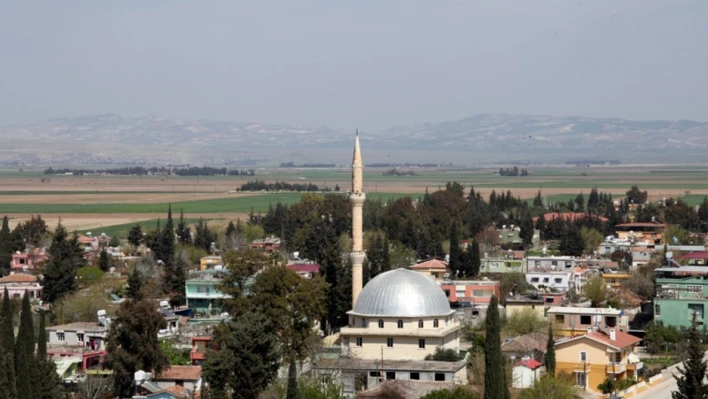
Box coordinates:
[77,376,113,399]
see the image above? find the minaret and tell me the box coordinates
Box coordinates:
[350,130,366,308]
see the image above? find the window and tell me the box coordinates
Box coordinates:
[356,337,363,347]
[197,286,210,293]
[455,290,465,298]
[535,261,541,267]
[555,315,565,323]
[552,261,558,266]
[473,289,485,297]
[554,278,562,284]
[606,316,617,327]
[397,320,403,329]
[545,297,554,303]
[378,320,384,328]
[386,372,396,380]
[575,372,587,388]
[689,303,705,319]
[580,315,592,325]
[614,352,621,362]
[530,277,539,283]
[435,373,445,381]
[77,333,84,342]
[418,320,424,328]
[543,278,550,283]
[369,371,381,378]
[57,332,65,341]
[410,372,420,380]
[433,319,439,328]
[362,318,367,327]
[687,285,702,293]
[580,351,587,362]
[655,304,661,316]
[387,338,394,348]
[419,339,425,349]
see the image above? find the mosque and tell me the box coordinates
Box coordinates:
[321,133,467,395]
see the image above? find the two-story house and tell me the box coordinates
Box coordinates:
[46,321,110,373]
[614,222,665,245]
[410,259,450,280]
[185,270,232,314]
[526,270,573,292]
[10,249,49,272]
[0,273,42,299]
[199,256,222,270]
[602,272,631,289]
[654,266,708,329]
[438,280,500,308]
[525,256,579,272]
[479,258,524,274]
[555,328,642,393]
[547,307,627,337]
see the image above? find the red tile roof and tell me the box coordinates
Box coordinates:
[154,385,189,398]
[557,330,641,351]
[514,359,542,369]
[0,274,37,284]
[676,251,708,260]
[287,263,320,273]
[158,366,202,381]
[410,259,449,270]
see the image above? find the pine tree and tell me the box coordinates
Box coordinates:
[127,224,143,247]
[544,325,555,375]
[470,239,481,277]
[194,219,215,252]
[15,292,36,399]
[225,220,236,238]
[535,214,546,241]
[698,197,708,233]
[484,295,510,399]
[448,222,461,277]
[98,248,110,272]
[0,216,11,276]
[41,223,84,303]
[0,288,17,399]
[177,210,191,244]
[519,209,534,248]
[158,205,175,266]
[673,312,708,399]
[126,268,144,301]
[533,191,544,208]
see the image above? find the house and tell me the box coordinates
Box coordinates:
[153,366,202,392]
[571,267,592,295]
[654,266,708,329]
[541,291,568,307]
[287,262,320,279]
[77,234,100,250]
[46,321,110,374]
[512,358,542,388]
[614,222,665,245]
[479,258,524,274]
[10,249,49,271]
[249,236,281,252]
[185,270,231,314]
[505,295,545,319]
[0,273,42,299]
[554,328,643,393]
[602,272,631,289]
[547,307,627,337]
[190,336,214,365]
[526,256,579,272]
[630,247,653,269]
[133,385,193,399]
[526,270,573,291]
[438,280,500,307]
[675,250,708,266]
[409,259,450,280]
[199,256,222,270]
[496,227,539,249]
[501,331,546,363]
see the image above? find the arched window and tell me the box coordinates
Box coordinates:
[418,320,424,328]
[378,320,384,328]
[433,319,439,328]
[397,320,403,329]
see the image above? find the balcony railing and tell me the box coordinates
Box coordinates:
[606,362,626,373]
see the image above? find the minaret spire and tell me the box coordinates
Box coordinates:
[350,130,366,308]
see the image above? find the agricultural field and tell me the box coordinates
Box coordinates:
[1,165,708,235]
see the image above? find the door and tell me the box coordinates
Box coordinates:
[575,372,587,388]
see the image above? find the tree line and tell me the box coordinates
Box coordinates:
[238,180,329,192]
[498,166,529,176]
[279,162,335,168]
[43,166,255,176]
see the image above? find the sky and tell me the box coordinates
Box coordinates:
[0,0,706,130]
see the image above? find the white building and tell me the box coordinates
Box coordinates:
[526,270,573,291]
[512,358,542,388]
[526,256,579,271]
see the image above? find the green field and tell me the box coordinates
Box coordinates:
[77,218,206,237]
[0,192,416,214]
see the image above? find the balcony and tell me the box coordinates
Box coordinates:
[606,362,626,374]
[627,362,643,371]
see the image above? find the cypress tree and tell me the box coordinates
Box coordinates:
[470,239,481,277]
[98,248,110,272]
[286,356,299,399]
[126,268,144,301]
[35,312,62,399]
[544,325,556,375]
[673,312,708,399]
[519,209,534,248]
[448,222,461,277]
[15,292,35,399]
[1,288,17,399]
[177,210,191,244]
[0,352,11,399]
[484,295,509,399]
[0,216,11,276]
[37,312,46,358]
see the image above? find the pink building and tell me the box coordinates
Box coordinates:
[439,280,501,306]
[11,250,49,271]
[0,273,42,299]
[286,263,320,279]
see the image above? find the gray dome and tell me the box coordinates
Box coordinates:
[352,268,452,317]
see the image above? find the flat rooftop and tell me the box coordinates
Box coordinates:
[547,306,621,315]
[46,322,109,332]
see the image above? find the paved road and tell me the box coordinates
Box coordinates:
[632,352,708,399]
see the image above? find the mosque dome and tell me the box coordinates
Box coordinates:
[352,268,453,317]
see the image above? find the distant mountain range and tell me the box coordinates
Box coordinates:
[1,113,707,166]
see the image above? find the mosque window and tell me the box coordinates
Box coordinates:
[387,338,394,348]
[418,339,425,349]
[418,320,424,328]
[397,320,403,329]
[433,319,439,328]
[378,320,384,328]
[356,337,363,347]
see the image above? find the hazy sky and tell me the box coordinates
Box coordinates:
[0,0,706,129]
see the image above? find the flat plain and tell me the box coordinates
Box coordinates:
[1,165,707,234]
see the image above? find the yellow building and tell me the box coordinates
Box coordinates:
[410,259,450,281]
[199,256,222,270]
[505,295,545,319]
[602,273,631,289]
[555,328,642,393]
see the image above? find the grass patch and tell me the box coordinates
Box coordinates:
[680,195,708,206]
[77,218,205,238]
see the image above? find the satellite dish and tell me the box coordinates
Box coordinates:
[666,252,673,260]
[673,237,679,245]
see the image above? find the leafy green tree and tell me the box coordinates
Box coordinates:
[545,325,556,375]
[673,312,708,399]
[202,313,281,399]
[0,216,12,276]
[105,297,169,398]
[127,224,143,247]
[177,210,192,245]
[420,387,478,399]
[579,227,603,255]
[159,340,190,366]
[14,215,48,248]
[503,311,547,336]
[484,295,510,399]
[15,292,36,399]
[366,232,391,282]
[41,223,85,303]
[519,374,579,399]
[424,347,463,362]
[449,222,462,276]
[626,185,648,205]
[297,376,344,399]
[583,275,607,307]
[98,248,110,272]
[126,267,144,301]
[108,235,121,248]
[698,197,708,233]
